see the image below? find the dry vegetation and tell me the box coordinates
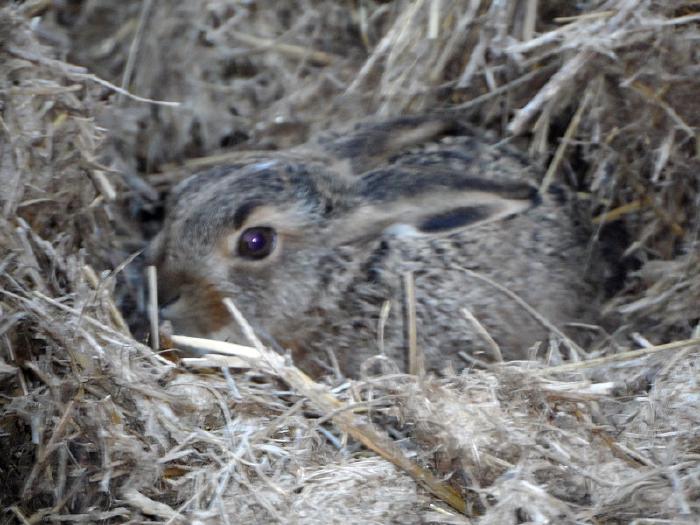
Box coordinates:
[1,0,699,523]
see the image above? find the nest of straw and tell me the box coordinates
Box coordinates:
[1,1,699,523]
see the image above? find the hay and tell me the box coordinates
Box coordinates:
[1,0,699,523]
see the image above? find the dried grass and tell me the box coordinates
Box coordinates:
[2,1,699,523]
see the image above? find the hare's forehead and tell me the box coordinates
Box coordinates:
[173,160,342,206]
[173,162,288,202]
[170,162,341,241]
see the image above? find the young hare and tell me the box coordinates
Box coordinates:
[148,116,600,376]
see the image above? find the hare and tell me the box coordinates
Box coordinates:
[148,115,600,376]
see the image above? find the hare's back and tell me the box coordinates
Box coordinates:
[331,194,596,373]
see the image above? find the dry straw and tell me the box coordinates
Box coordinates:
[2,1,699,523]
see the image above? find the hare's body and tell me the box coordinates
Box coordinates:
[303,203,593,374]
[150,116,599,376]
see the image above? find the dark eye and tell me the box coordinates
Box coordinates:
[237,227,276,260]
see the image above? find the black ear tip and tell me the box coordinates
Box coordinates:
[418,205,493,233]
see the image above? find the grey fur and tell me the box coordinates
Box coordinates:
[149,116,601,376]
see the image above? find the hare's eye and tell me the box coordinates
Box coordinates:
[238,227,276,260]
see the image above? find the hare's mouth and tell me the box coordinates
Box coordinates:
[159,282,231,337]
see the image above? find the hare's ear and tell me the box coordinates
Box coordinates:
[318,116,467,173]
[334,168,538,243]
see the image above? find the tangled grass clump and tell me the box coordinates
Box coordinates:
[1,1,699,523]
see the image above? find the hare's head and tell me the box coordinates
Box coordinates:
[148,132,539,347]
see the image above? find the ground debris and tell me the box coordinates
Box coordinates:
[1,1,699,523]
